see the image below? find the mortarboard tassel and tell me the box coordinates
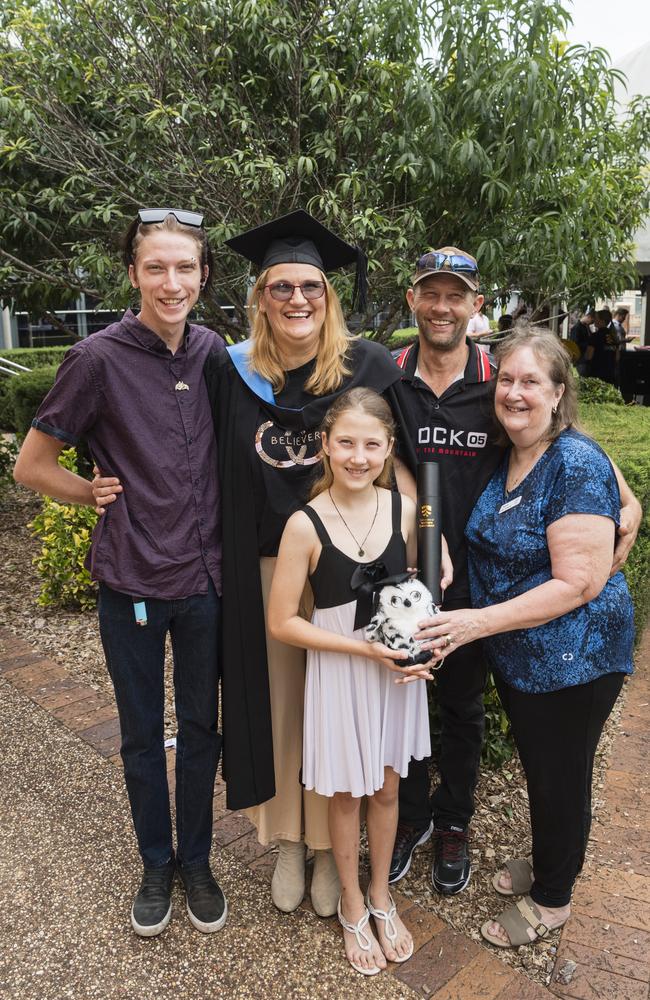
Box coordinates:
[353,247,368,314]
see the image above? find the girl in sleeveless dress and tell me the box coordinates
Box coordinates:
[268,388,439,976]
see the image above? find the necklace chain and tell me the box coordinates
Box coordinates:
[506,444,548,492]
[328,486,379,558]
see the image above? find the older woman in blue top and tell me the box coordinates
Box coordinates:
[419,327,634,949]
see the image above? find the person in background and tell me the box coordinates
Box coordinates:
[420,328,634,948]
[466,303,491,338]
[612,306,639,387]
[612,307,630,345]
[14,209,227,938]
[569,308,595,376]
[496,314,513,338]
[585,308,618,383]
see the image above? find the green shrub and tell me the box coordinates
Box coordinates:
[0,387,14,431]
[482,675,514,768]
[0,347,69,431]
[384,326,418,350]
[429,672,513,769]
[581,403,650,636]
[0,346,70,368]
[578,376,625,406]
[0,436,19,500]
[28,448,97,610]
[6,365,58,437]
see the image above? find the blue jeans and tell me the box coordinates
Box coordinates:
[98,582,221,869]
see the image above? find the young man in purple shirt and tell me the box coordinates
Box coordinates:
[14,210,226,938]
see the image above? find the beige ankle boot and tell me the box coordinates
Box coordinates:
[271,840,306,913]
[310,849,341,917]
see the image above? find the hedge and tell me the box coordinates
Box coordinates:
[6,365,58,437]
[385,326,418,350]
[0,346,69,430]
[578,377,625,406]
[581,403,650,636]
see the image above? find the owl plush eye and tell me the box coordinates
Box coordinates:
[390,595,403,607]
[411,590,422,602]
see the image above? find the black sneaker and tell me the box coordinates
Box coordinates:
[131,858,175,937]
[432,825,471,895]
[179,864,228,933]
[388,820,434,884]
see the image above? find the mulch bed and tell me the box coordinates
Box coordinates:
[0,482,624,988]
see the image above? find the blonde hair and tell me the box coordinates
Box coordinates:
[247,269,352,394]
[493,325,580,444]
[309,388,395,499]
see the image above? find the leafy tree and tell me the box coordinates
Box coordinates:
[1,0,649,340]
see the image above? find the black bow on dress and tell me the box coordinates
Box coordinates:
[351,564,415,631]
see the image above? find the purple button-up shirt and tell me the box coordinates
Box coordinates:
[33,309,223,600]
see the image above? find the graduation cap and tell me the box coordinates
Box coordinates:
[225,209,368,311]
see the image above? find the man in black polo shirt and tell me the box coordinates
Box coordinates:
[388,246,501,896]
[388,247,641,898]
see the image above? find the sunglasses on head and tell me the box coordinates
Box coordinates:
[416,251,478,276]
[138,208,204,228]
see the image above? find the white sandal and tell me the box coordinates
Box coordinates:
[336,897,382,976]
[365,890,414,963]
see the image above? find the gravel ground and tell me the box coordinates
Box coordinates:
[0,678,417,1000]
[0,482,626,989]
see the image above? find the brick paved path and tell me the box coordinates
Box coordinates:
[550,626,650,1000]
[1,623,648,999]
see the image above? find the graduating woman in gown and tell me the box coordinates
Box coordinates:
[204,211,411,917]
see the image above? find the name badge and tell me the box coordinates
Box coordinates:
[499,495,522,514]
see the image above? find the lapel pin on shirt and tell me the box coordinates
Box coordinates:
[175,380,190,391]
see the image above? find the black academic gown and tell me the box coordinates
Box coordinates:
[204,337,403,810]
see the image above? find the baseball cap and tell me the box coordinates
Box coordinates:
[412,246,480,292]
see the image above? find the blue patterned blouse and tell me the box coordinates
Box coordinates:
[465,428,634,693]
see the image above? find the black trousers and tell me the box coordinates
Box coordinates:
[495,671,624,908]
[398,639,487,829]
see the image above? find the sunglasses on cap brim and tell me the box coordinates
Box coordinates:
[138,208,204,228]
[416,251,478,276]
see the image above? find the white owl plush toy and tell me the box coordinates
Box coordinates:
[365,576,442,668]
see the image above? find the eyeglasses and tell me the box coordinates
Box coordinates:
[415,252,478,276]
[138,208,204,227]
[264,281,326,301]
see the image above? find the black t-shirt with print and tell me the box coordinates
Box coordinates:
[390,339,503,606]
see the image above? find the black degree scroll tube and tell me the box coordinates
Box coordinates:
[417,461,442,606]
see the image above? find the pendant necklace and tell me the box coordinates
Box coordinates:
[328,486,379,557]
[506,443,547,493]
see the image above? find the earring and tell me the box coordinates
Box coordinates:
[552,405,558,414]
